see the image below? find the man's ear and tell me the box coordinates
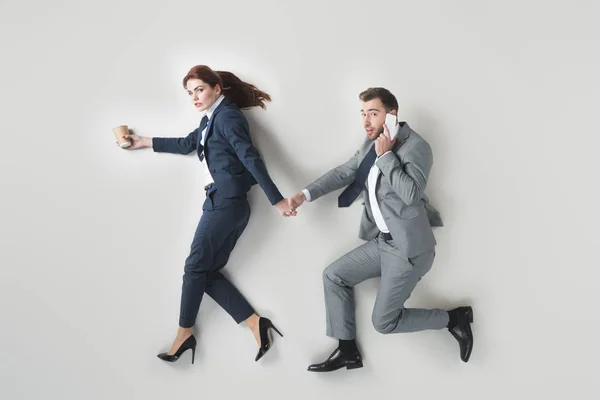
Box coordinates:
[390,109,398,116]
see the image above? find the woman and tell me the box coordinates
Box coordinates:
[120,65,295,363]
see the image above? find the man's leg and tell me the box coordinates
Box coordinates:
[371,241,448,334]
[307,239,381,372]
[323,239,382,339]
[372,237,474,362]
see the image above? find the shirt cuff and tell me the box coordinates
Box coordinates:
[302,188,312,202]
[377,150,392,160]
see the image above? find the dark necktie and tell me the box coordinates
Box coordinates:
[198,115,208,161]
[337,145,377,207]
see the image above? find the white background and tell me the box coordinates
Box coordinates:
[1,0,599,398]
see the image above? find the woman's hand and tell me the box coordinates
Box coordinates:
[116,130,152,150]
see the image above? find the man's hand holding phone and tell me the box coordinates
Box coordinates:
[376,113,397,156]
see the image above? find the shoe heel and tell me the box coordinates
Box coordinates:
[269,321,283,337]
[157,334,196,364]
[466,307,474,323]
[347,362,363,370]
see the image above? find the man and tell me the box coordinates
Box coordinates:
[289,87,473,372]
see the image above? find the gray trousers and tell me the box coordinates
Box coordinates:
[323,233,449,339]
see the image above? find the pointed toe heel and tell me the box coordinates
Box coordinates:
[157,335,197,364]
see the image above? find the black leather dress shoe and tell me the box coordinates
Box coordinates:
[307,347,363,372]
[448,306,474,362]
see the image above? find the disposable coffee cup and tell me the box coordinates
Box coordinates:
[113,125,131,148]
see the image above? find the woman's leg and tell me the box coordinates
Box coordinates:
[166,200,247,355]
[203,202,263,346]
[205,272,261,345]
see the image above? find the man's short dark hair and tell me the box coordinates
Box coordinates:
[359,87,398,112]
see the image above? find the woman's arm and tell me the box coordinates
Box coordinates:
[220,108,284,206]
[122,131,198,154]
[151,129,199,155]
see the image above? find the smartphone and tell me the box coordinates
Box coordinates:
[384,113,397,137]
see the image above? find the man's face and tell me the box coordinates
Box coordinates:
[361,98,395,141]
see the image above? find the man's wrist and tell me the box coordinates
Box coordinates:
[301,188,312,202]
[378,150,392,158]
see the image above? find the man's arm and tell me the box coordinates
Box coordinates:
[375,140,433,206]
[302,149,361,202]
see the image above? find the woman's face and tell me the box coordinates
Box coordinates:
[186,78,221,112]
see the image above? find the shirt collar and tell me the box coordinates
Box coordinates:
[395,121,410,144]
[206,94,225,119]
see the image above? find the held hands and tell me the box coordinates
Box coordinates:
[275,198,297,217]
[290,191,306,209]
[375,124,396,156]
[275,191,306,217]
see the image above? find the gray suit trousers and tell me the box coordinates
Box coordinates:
[323,233,449,339]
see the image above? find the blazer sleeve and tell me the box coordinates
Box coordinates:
[375,140,432,206]
[221,109,284,205]
[303,150,360,202]
[152,129,199,155]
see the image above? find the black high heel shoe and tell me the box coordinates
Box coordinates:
[157,335,197,364]
[255,317,283,362]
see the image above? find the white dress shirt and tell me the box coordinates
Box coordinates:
[302,123,399,233]
[200,95,225,185]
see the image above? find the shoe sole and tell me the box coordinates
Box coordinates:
[347,362,363,370]
[464,306,474,362]
[307,361,364,372]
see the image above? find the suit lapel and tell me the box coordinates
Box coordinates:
[359,138,374,163]
[359,140,376,193]
[202,97,232,164]
[204,97,231,145]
